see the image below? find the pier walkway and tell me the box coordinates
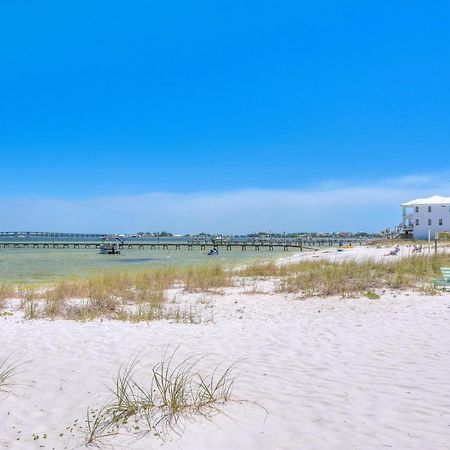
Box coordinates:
[0,238,367,251]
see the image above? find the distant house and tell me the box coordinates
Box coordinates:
[400,195,450,240]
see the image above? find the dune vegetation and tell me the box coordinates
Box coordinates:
[239,253,450,297]
[1,253,449,321]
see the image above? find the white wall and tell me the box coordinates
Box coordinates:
[412,204,450,239]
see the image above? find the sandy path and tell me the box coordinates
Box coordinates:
[1,288,450,449]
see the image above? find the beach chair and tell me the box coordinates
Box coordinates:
[433,267,450,289]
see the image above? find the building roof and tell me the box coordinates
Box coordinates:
[401,195,450,207]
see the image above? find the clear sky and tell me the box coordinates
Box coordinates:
[1,1,449,233]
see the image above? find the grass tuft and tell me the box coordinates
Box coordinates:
[84,349,235,446]
[181,265,233,292]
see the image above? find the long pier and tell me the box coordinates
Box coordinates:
[0,242,301,251]
[0,238,367,251]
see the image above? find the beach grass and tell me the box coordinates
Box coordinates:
[239,253,450,297]
[4,253,450,321]
[85,350,235,445]
[13,265,230,321]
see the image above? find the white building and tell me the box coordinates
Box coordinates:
[400,195,450,240]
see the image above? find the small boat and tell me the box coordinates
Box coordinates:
[100,243,121,254]
[208,248,219,256]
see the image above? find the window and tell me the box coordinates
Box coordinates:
[428,206,432,213]
[439,219,443,226]
[416,219,419,226]
[428,219,432,226]
[415,206,419,213]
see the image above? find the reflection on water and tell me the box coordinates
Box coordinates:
[110,258,162,264]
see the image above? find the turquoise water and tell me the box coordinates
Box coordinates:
[0,246,291,283]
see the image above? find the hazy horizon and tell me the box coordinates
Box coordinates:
[1,172,449,234]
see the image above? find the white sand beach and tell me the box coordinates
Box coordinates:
[278,243,450,265]
[1,248,450,449]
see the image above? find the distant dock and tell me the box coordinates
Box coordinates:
[0,231,105,239]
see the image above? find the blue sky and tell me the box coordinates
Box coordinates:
[1,1,449,232]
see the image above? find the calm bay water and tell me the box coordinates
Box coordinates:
[0,246,289,283]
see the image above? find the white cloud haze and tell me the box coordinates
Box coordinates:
[1,174,449,234]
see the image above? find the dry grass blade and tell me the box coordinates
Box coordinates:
[0,355,19,393]
[85,406,119,447]
[195,363,235,407]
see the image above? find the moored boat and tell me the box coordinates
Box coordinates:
[100,242,121,254]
